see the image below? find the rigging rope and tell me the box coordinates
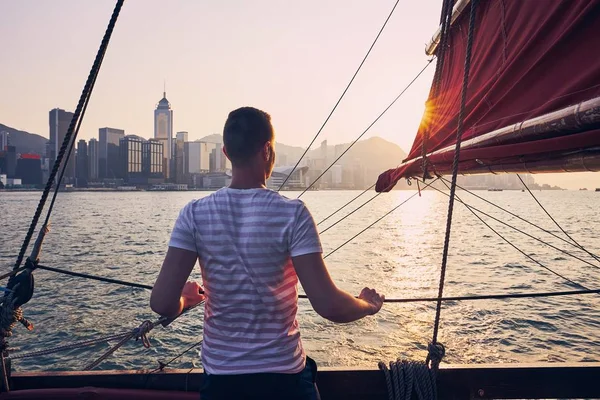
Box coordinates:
[348,288,600,303]
[429,0,478,363]
[420,0,453,181]
[431,183,600,274]
[323,179,438,259]
[41,54,102,231]
[319,193,381,234]
[10,1,124,273]
[517,174,600,262]
[277,0,402,191]
[4,263,599,303]
[435,181,590,290]
[83,319,157,371]
[10,332,132,360]
[440,177,600,261]
[152,340,203,372]
[316,184,375,226]
[0,2,125,391]
[297,59,434,197]
[36,264,153,290]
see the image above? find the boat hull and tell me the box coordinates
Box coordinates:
[1,363,599,399]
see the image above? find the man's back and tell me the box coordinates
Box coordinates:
[169,187,322,375]
[151,107,383,400]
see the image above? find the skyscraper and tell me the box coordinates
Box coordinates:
[76,139,88,187]
[16,154,43,186]
[143,139,164,182]
[211,146,229,172]
[49,108,75,183]
[174,131,188,184]
[2,146,17,178]
[0,131,8,150]
[154,91,173,180]
[99,127,125,179]
[88,138,99,180]
[185,141,216,174]
[119,135,145,184]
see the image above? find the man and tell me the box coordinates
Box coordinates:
[150,107,384,399]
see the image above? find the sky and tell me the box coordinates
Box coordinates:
[1,0,598,189]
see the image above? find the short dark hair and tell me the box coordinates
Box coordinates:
[223,107,274,165]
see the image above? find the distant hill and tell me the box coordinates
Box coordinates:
[0,124,47,155]
[199,133,223,144]
[202,133,408,188]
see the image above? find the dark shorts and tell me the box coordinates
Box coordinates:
[199,357,320,400]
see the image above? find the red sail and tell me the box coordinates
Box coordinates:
[377,0,600,192]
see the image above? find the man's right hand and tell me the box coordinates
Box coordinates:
[358,287,385,315]
[182,281,206,309]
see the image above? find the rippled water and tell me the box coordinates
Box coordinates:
[1,189,599,371]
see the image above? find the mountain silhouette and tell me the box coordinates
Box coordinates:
[0,123,48,155]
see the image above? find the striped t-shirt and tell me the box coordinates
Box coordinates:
[168,187,322,375]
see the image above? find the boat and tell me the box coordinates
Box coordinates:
[1,0,599,399]
[487,188,502,192]
[596,188,600,192]
[116,186,138,191]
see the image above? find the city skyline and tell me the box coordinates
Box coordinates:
[1,1,599,189]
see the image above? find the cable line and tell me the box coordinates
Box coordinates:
[317,184,375,226]
[277,0,402,191]
[432,182,600,272]
[11,1,124,273]
[319,193,381,234]
[517,173,600,262]
[297,59,434,198]
[20,264,599,304]
[435,180,589,290]
[440,177,600,261]
[430,0,479,353]
[323,179,438,259]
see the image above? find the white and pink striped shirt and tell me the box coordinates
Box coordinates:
[169,187,322,375]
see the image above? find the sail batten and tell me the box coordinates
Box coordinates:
[377,0,600,192]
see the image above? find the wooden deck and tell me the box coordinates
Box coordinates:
[2,363,599,399]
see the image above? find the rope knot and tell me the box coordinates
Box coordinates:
[427,342,445,368]
[135,320,154,349]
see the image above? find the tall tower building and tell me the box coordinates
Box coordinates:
[119,135,145,184]
[98,127,125,179]
[76,139,88,187]
[154,91,173,180]
[49,108,75,183]
[0,131,8,150]
[88,138,99,181]
[174,131,188,184]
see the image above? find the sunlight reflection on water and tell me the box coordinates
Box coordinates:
[1,189,599,371]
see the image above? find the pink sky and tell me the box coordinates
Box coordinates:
[1,0,598,189]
